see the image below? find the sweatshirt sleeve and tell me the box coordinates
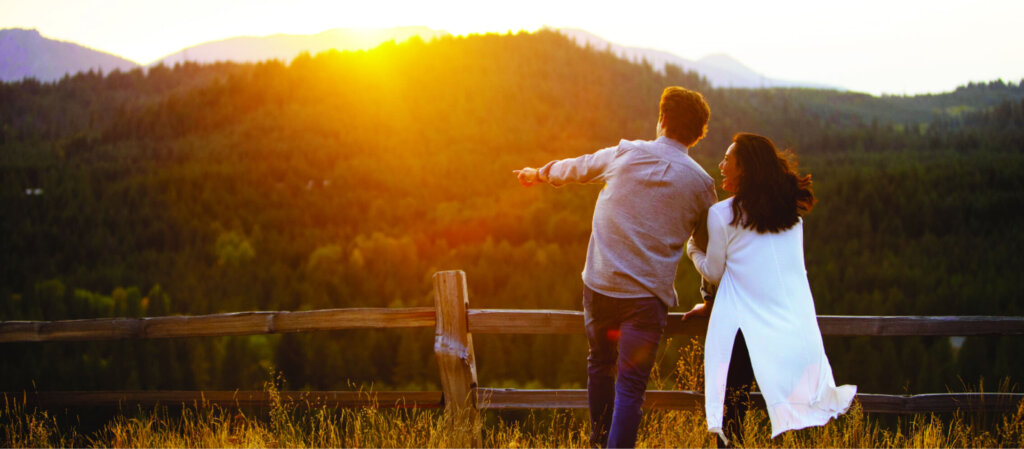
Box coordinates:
[540,145,618,187]
[688,206,728,284]
[690,184,720,253]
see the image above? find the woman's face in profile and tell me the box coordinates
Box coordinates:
[719,143,740,193]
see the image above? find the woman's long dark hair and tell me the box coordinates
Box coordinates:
[730,133,816,233]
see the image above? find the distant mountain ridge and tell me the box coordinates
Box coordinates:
[152,26,450,66]
[3,26,833,89]
[0,28,139,82]
[554,28,840,90]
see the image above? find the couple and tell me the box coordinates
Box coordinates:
[514,86,856,448]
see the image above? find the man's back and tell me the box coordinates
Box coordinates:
[542,136,716,306]
[514,85,714,449]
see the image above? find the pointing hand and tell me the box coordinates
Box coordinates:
[514,167,540,186]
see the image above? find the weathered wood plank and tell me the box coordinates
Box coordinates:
[433,272,479,409]
[467,310,1024,337]
[0,308,436,343]
[468,309,581,334]
[643,390,708,410]
[2,391,442,408]
[479,388,588,409]
[816,316,1024,336]
[3,310,1022,343]
[433,270,482,447]
[6,389,1021,414]
[478,389,1023,414]
[0,322,39,342]
[856,393,1024,413]
[38,318,143,340]
[144,312,275,339]
[478,389,706,410]
[666,315,710,335]
[273,307,435,332]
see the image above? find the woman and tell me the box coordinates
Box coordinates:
[685,133,856,445]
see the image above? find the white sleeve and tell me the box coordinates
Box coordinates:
[688,206,728,284]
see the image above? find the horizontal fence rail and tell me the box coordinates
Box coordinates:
[1,390,443,409]
[3,309,1023,343]
[3,270,1024,443]
[0,307,436,343]
[4,390,1022,415]
[479,389,1024,414]
[467,310,1024,336]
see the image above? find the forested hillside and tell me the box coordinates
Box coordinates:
[2,29,1023,396]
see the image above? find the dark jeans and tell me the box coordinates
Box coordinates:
[584,286,668,448]
[718,330,755,449]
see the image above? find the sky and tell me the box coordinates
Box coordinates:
[1,0,1022,96]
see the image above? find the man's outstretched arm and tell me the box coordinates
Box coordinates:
[513,167,547,187]
[514,146,618,188]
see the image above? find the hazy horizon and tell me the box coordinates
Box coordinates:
[2,0,1023,96]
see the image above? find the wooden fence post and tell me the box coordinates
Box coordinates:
[433,270,481,447]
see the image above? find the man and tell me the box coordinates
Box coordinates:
[514,86,716,448]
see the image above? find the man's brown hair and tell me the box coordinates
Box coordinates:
[658,86,710,147]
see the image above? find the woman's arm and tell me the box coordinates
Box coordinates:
[687,206,727,284]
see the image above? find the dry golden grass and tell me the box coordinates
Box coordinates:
[4,397,1023,448]
[4,391,1024,448]
[3,341,1023,448]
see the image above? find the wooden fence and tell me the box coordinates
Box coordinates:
[3,270,1024,445]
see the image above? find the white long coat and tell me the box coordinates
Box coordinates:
[688,197,856,440]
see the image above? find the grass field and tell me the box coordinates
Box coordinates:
[4,342,1023,448]
[5,398,1024,448]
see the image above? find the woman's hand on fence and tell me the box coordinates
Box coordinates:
[681,302,711,321]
